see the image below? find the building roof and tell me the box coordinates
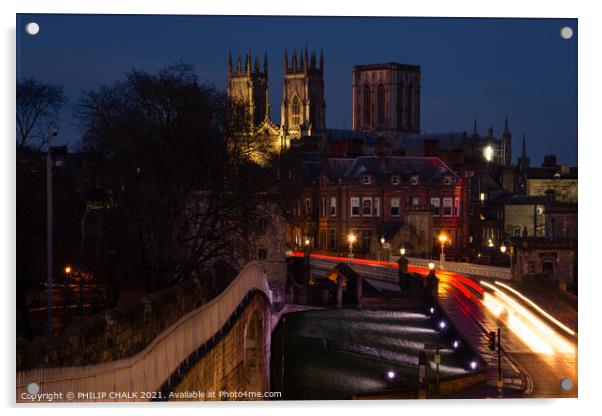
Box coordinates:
[325,129,380,144]
[523,166,578,180]
[301,155,460,185]
[506,195,548,206]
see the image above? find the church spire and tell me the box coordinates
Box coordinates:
[284,49,288,72]
[504,115,509,134]
[227,51,232,74]
[518,134,530,169]
[473,118,478,136]
[245,50,251,74]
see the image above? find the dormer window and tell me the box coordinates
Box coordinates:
[361,174,372,185]
[443,175,453,185]
[410,175,419,185]
[391,175,400,185]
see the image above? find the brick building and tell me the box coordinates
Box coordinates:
[287,152,470,259]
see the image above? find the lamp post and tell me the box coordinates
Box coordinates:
[437,232,448,269]
[46,126,58,336]
[348,233,356,263]
[380,237,385,261]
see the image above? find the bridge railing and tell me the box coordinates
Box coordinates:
[16,262,271,402]
[403,257,511,280]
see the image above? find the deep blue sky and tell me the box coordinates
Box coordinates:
[16,14,577,165]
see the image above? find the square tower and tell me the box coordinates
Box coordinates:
[281,47,326,139]
[227,51,270,127]
[352,62,421,147]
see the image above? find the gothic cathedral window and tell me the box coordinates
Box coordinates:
[363,84,371,125]
[292,96,300,126]
[377,84,385,124]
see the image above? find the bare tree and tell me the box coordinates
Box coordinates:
[16,78,66,150]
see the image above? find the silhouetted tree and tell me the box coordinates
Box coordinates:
[16,78,66,150]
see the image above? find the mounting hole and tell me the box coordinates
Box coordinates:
[560,26,573,40]
[26,382,40,395]
[25,22,40,36]
[560,378,573,391]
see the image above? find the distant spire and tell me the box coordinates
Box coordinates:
[284,49,288,72]
[310,50,316,70]
[320,48,324,70]
[254,56,260,73]
[518,134,530,169]
[504,115,509,135]
[227,51,232,74]
[473,118,478,136]
[246,50,251,74]
[303,45,308,72]
[236,54,242,72]
[264,53,269,78]
[292,49,297,72]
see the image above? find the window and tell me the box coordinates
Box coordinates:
[513,227,521,237]
[412,196,421,207]
[431,198,440,216]
[362,198,372,217]
[391,175,400,185]
[410,175,419,185]
[361,229,372,251]
[444,175,452,185]
[465,171,474,178]
[328,228,337,250]
[361,174,372,185]
[350,197,360,217]
[304,198,311,215]
[291,96,300,126]
[390,197,400,216]
[321,197,326,217]
[377,84,385,124]
[373,197,381,217]
[454,197,460,217]
[363,84,371,125]
[330,196,337,217]
[443,198,453,217]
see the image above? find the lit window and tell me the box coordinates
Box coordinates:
[410,175,419,185]
[351,197,360,217]
[412,196,421,207]
[513,227,521,237]
[454,197,460,217]
[443,198,453,217]
[373,197,381,217]
[362,198,372,217]
[391,175,400,185]
[361,175,372,185]
[390,197,400,216]
[431,198,441,216]
[330,197,337,217]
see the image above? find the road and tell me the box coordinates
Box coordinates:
[304,253,578,398]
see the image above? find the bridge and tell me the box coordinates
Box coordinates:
[17,262,274,402]
[16,255,517,402]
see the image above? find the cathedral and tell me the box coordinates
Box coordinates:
[227,48,326,153]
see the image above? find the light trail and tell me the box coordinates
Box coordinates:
[480,281,575,354]
[493,281,576,337]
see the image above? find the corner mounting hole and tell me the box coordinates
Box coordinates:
[560,26,573,40]
[560,378,573,391]
[25,22,40,36]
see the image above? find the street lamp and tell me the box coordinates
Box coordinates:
[438,232,448,268]
[500,244,507,254]
[46,126,58,336]
[428,262,435,271]
[400,247,406,257]
[380,237,385,261]
[64,265,72,275]
[348,233,356,263]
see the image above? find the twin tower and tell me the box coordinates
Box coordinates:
[227,48,326,142]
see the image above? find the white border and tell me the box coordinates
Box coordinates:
[2,1,600,415]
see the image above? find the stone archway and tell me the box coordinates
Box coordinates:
[542,260,555,279]
[243,311,266,392]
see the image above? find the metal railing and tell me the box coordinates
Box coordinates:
[16,262,271,402]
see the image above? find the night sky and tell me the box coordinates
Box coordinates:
[16,14,577,165]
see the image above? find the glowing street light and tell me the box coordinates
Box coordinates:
[439,320,447,330]
[64,265,72,275]
[438,232,448,268]
[488,239,494,248]
[483,145,493,162]
[500,244,507,254]
[428,262,435,271]
[470,360,478,370]
[347,232,356,262]
[400,247,406,257]
[304,238,310,247]
[380,237,385,261]
[453,340,460,349]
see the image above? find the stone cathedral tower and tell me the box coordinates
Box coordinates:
[352,62,421,149]
[227,51,270,127]
[281,47,326,139]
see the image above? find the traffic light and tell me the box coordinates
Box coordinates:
[488,331,497,351]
